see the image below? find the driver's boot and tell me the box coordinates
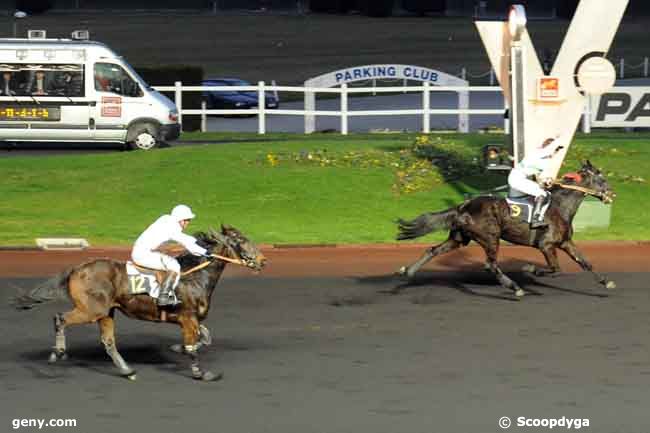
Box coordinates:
[530,195,548,229]
[157,272,180,307]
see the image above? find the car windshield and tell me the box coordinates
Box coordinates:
[226,79,250,86]
[203,81,237,95]
[204,79,251,95]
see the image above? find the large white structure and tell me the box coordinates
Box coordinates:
[476,0,629,179]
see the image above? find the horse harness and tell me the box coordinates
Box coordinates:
[506,180,610,230]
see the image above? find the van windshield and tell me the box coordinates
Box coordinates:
[118,61,150,89]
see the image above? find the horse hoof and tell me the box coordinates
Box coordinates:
[126,373,137,381]
[169,344,184,354]
[48,351,66,364]
[396,266,407,276]
[199,325,212,346]
[120,367,136,377]
[606,281,617,290]
[521,264,536,273]
[515,289,525,298]
[200,371,223,382]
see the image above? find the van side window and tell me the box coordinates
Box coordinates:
[51,70,84,97]
[0,64,84,97]
[94,63,142,97]
[0,70,19,96]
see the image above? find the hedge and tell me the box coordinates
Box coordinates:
[135,65,203,132]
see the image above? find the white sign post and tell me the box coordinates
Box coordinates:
[476,0,628,179]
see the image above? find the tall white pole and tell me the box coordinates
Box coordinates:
[174,81,183,129]
[258,81,266,135]
[340,83,348,135]
[422,82,430,133]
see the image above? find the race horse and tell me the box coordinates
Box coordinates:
[396,161,616,298]
[12,225,266,381]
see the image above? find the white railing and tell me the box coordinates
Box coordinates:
[154,81,507,134]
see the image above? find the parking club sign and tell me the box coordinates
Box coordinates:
[308,64,466,88]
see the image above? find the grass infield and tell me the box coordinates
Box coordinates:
[1,132,649,246]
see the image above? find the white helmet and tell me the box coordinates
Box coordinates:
[171,204,196,221]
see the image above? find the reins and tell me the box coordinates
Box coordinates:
[181,254,244,276]
[553,181,606,200]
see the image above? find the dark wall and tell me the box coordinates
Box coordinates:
[557,0,579,19]
[48,0,297,8]
[216,0,298,8]
[18,0,650,16]
[50,0,208,7]
[486,0,556,15]
[473,0,649,18]
[445,0,557,16]
[625,1,650,18]
[444,0,473,15]
[402,0,446,14]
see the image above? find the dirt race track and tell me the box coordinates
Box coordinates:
[1,243,650,433]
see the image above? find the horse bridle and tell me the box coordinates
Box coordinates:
[181,253,244,277]
[180,233,246,277]
[553,181,616,204]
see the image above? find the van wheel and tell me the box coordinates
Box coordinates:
[128,123,159,150]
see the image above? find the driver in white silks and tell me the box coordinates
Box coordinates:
[131,204,209,306]
[508,137,564,228]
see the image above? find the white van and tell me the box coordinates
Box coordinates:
[0,31,179,150]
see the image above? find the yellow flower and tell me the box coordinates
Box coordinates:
[266,153,279,166]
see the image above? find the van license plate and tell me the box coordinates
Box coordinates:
[0,106,61,121]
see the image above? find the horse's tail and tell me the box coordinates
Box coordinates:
[396,207,458,240]
[10,268,73,310]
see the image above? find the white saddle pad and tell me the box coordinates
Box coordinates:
[125,261,161,298]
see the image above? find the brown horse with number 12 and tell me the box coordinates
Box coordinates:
[12,225,266,382]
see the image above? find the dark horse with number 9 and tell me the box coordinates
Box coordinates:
[396,161,616,297]
[12,225,266,381]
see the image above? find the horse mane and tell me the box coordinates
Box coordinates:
[145,230,233,272]
[175,231,222,269]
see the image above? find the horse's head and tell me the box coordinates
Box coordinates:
[564,160,615,204]
[207,225,267,271]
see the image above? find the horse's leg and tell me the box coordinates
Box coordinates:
[98,313,136,380]
[49,312,68,363]
[479,238,525,298]
[179,315,222,382]
[48,308,98,363]
[398,237,462,279]
[524,245,561,277]
[49,269,115,364]
[560,240,616,289]
[170,324,211,354]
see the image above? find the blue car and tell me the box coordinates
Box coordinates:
[202,78,279,113]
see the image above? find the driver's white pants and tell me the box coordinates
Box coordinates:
[131,249,180,289]
[508,169,547,198]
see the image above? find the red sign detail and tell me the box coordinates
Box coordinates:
[101,96,122,117]
[539,77,559,99]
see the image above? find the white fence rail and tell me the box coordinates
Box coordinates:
[154,81,507,134]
